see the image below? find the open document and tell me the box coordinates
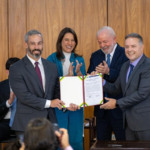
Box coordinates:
[60,74,103,107]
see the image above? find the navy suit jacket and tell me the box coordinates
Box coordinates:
[104,55,150,131]
[0,79,10,120]
[9,56,60,131]
[87,44,128,119]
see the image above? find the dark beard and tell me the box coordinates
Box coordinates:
[27,48,43,59]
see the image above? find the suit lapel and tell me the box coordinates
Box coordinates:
[110,44,120,68]
[23,56,43,92]
[122,62,130,95]
[124,55,145,94]
[42,59,50,95]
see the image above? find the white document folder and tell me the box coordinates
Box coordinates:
[60,74,103,107]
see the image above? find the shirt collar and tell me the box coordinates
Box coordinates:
[27,54,42,66]
[106,43,117,59]
[130,54,143,67]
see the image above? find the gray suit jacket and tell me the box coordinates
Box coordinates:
[9,56,59,131]
[104,55,150,131]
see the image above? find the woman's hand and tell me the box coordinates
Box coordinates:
[68,62,74,76]
[75,60,82,76]
[67,103,80,111]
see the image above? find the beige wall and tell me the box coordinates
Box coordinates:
[1,0,150,149]
[1,0,150,81]
[1,0,150,120]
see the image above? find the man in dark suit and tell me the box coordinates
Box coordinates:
[9,30,64,136]
[87,26,128,140]
[0,57,20,141]
[101,33,150,140]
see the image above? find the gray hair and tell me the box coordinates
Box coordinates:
[24,29,43,43]
[125,33,143,45]
[96,26,116,38]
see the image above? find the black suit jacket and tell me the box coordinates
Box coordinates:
[88,44,128,119]
[0,79,10,120]
[9,56,60,131]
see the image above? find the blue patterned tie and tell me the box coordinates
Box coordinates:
[104,54,111,102]
[106,54,111,67]
[128,64,134,79]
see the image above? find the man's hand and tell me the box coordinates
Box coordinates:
[96,61,110,75]
[89,71,98,76]
[67,103,80,111]
[50,99,65,110]
[8,91,16,105]
[75,60,82,76]
[100,97,116,109]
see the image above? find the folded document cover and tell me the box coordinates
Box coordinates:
[60,74,103,107]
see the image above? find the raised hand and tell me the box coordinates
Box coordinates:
[95,61,110,75]
[75,60,82,75]
[68,62,74,76]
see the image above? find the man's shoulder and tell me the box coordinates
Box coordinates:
[115,44,125,54]
[91,49,103,57]
[0,79,9,86]
[0,79,9,92]
[114,44,128,61]
[142,55,150,67]
[42,57,57,68]
[47,52,57,62]
[0,79,10,98]
[116,44,125,50]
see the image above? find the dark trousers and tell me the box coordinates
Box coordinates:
[96,111,125,140]
[0,119,11,141]
[126,125,150,140]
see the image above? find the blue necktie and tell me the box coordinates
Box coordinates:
[128,64,134,79]
[9,98,17,127]
[106,54,111,67]
[104,54,111,102]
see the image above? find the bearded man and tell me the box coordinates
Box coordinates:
[9,30,64,139]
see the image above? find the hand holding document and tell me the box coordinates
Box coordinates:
[60,74,103,107]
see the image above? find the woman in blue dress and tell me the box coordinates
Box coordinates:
[47,27,86,150]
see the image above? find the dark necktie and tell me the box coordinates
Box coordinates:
[35,62,43,87]
[106,54,111,67]
[104,54,111,102]
[128,64,134,79]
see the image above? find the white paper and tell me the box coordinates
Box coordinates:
[60,74,103,107]
[60,76,83,107]
[84,75,103,106]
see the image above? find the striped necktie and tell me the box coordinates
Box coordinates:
[106,54,111,67]
[128,64,134,79]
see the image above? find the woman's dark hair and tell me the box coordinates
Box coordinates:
[24,118,58,150]
[56,27,80,60]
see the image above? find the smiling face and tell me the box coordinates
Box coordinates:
[26,34,43,60]
[97,30,116,54]
[125,37,144,62]
[61,33,76,53]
